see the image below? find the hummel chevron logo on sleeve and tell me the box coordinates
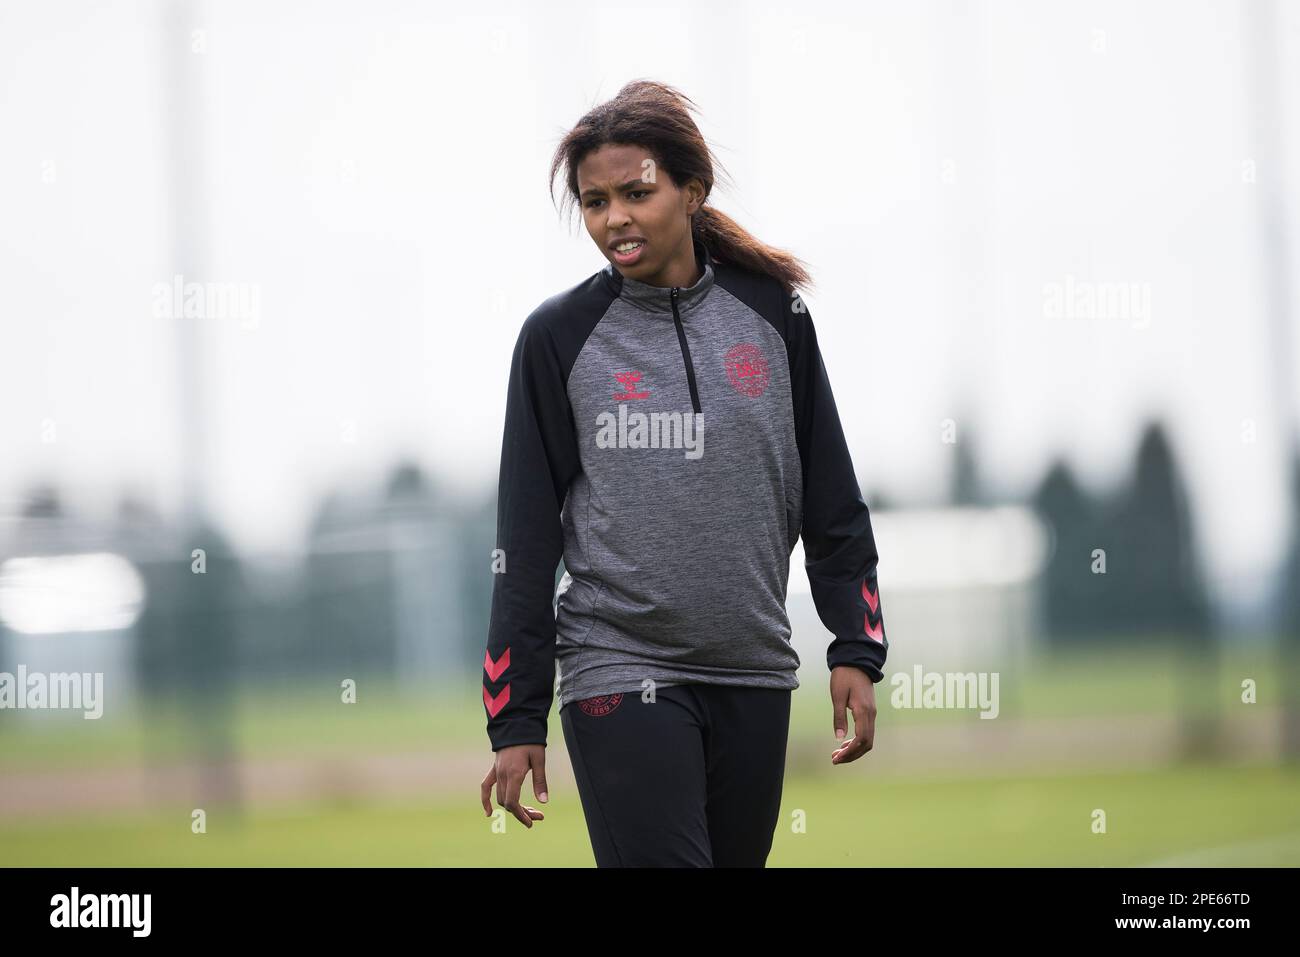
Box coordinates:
[484,648,510,682]
[862,578,884,643]
[483,684,510,718]
[861,578,879,615]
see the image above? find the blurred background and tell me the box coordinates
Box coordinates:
[2,0,1299,866]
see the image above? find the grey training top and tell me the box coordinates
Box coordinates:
[482,237,887,751]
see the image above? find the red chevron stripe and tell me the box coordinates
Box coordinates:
[484,647,510,682]
[483,684,510,718]
[864,614,884,643]
[861,578,879,614]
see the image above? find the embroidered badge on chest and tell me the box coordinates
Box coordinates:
[724,343,770,397]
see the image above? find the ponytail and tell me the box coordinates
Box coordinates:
[692,204,812,296]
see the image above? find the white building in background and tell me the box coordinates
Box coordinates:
[0,549,145,723]
[787,506,1050,678]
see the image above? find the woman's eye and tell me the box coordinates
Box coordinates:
[585,191,647,209]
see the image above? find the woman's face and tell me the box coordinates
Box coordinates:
[577,143,704,285]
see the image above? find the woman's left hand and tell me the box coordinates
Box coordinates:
[829,665,877,764]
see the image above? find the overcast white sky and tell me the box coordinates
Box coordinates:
[2,0,1298,614]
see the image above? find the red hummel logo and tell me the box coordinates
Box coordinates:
[862,578,884,643]
[864,616,884,643]
[613,371,650,400]
[483,684,510,718]
[861,579,879,615]
[484,648,510,682]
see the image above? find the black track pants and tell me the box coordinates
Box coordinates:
[559,682,792,867]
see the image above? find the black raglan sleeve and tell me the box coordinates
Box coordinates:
[482,310,582,751]
[785,289,889,682]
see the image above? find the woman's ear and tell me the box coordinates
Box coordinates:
[686,178,706,215]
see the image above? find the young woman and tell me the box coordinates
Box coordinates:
[478,80,888,867]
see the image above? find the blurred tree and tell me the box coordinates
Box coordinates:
[1031,458,1108,644]
[128,509,245,817]
[1108,423,1211,636]
[1109,422,1218,759]
[950,417,983,506]
[174,518,245,815]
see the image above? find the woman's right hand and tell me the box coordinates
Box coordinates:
[481,744,548,828]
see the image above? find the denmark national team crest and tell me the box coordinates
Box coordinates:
[578,693,623,717]
[724,343,769,397]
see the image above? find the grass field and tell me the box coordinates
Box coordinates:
[2,645,1297,866]
[2,763,1298,866]
[0,645,1284,771]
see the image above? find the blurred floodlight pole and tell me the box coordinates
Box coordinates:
[162,0,242,810]
[162,0,213,532]
[1245,0,1299,759]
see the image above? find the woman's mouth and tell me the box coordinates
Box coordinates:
[611,240,645,265]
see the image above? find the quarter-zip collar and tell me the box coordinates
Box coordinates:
[601,237,715,317]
